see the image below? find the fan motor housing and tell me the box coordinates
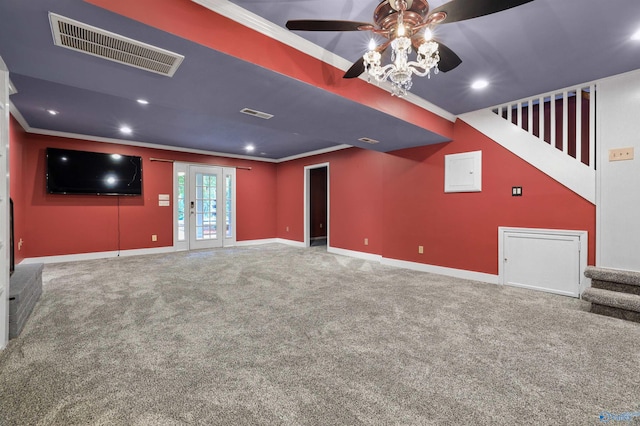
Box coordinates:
[375,0,430,32]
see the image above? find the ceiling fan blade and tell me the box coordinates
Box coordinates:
[343,41,391,79]
[429,0,535,24]
[286,20,373,32]
[436,41,462,72]
[343,58,366,79]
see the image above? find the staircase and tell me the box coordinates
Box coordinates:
[582,267,640,323]
[458,83,597,204]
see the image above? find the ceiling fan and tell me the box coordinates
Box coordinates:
[286,0,535,96]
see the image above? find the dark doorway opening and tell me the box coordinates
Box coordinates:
[309,166,327,247]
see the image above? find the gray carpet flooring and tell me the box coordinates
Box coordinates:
[1,244,639,425]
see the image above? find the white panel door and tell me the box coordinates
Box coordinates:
[503,232,581,297]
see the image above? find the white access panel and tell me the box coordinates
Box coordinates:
[499,228,588,297]
[444,150,482,193]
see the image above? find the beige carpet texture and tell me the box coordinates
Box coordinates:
[1,244,639,425]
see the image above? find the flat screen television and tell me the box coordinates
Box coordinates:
[46,148,143,195]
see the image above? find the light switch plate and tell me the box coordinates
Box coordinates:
[609,147,634,162]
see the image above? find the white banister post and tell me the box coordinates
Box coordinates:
[562,91,569,154]
[576,89,583,164]
[589,85,596,169]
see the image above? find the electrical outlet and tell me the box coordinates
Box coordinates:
[609,147,634,161]
[320,223,323,229]
[152,234,158,242]
[18,238,24,251]
[418,245,424,254]
[364,238,369,246]
[286,226,289,232]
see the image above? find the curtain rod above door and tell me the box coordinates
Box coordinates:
[149,157,251,171]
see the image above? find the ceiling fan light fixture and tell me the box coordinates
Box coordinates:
[286,0,534,97]
[364,36,439,97]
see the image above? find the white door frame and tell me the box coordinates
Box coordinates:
[304,163,330,248]
[174,162,236,251]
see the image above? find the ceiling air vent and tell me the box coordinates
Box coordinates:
[49,13,184,77]
[358,137,380,144]
[240,108,274,120]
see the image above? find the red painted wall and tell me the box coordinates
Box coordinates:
[276,120,595,276]
[9,126,277,259]
[382,120,595,274]
[276,149,384,255]
[11,116,595,276]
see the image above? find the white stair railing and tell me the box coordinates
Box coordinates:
[458,82,597,203]
[491,84,597,170]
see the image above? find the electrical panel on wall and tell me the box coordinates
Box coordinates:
[444,150,482,193]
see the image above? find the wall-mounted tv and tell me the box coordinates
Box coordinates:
[46,147,143,195]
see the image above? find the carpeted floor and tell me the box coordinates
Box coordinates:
[1,244,639,425]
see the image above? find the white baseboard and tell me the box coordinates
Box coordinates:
[381,257,499,285]
[235,238,307,248]
[327,246,383,262]
[234,238,279,247]
[19,241,499,285]
[20,246,176,265]
[275,238,306,248]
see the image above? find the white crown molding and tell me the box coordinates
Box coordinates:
[191,0,455,123]
[277,144,352,163]
[9,102,29,130]
[10,102,353,163]
[8,78,17,95]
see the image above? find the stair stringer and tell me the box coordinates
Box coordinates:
[458,109,595,204]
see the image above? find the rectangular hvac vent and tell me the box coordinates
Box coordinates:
[240,108,274,120]
[358,137,380,144]
[49,13,184,77]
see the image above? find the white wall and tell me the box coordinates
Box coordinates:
[597,69,640,271]
[0,56,9,349]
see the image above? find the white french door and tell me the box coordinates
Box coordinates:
[174,163,236,251]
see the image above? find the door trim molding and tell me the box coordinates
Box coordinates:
[304,163,330,248]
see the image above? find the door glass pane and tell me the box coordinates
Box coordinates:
[195,172,217,241]
[177,172,186,241]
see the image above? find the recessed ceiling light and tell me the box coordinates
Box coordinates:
[120,126,133,135]
[47,109,59,115]
[136,99,149,105]
[471,79,489,90]
[632,29,640,41]
[245,144,255,152]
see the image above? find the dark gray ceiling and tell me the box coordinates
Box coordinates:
[1,0,639,160]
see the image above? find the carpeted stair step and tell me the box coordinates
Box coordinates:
[581,287,640,323]
[584,266,640,295]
